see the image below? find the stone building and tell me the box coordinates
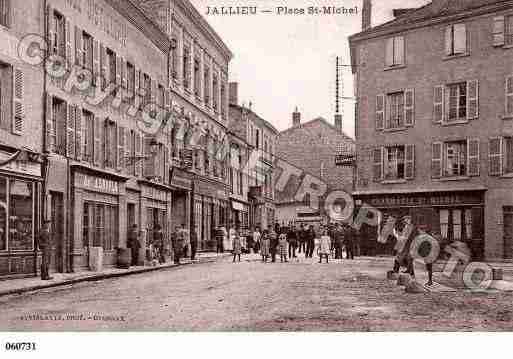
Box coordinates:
[275,108,354,229]
[0,0,45,278]
[349,0,513,260]
[135,0,233,251]
[229,82,278,231]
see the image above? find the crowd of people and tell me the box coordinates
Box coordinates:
[214,222,359,264]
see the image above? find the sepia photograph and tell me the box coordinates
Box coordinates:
[1,0,513,356]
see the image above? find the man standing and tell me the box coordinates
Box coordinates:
[298,224,306,254]
[190,228,198,261]
[333,223,344,260]
[306,225,316,258]
[127,224,141,266]
[343,224,355,260]
[179,224,189,258]
[154,224,165,264]
[253,227,261,253]
[38,220,53,280]
[269,225,279,262]
[287,225,298,259]
[171,226,183,264]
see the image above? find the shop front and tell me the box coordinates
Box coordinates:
[72,168,127,271]
[139,181,172,258]
[193,177,229,250]
[0,149,43,278]
[231,199,249,234]
[170,168,192,232]
[355,190,485,260]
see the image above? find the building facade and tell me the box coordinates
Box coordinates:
[228,82,278,231]
[0,0,45,278]
[275,109,354,229]
[349,0,513,260]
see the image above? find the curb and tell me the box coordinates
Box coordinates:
[0,254,228,298]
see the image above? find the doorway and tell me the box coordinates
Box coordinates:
[50,192,64,273]
[504,207,513,259]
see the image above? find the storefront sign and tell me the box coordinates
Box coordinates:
[142,186,168,202]
[195,178,228,200]
[171,169,192,191]
[75,173,119,195]
[367,192,484,208]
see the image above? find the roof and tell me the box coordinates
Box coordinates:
[350,0,512,42]
[229,104,279,134]
[279,117,355,144]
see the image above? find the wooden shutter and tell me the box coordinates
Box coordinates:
[75,107,83,161]
[431,142,443,178]
[117,125,125,171]
[46,5,55,55]
[143,137,155,177]
[493,16,505,47]
[122,58,128,89]
[66,103,75,158]
[376,94,385,130]
[396,36,404,65]
[65,19,72,69]
[506,76,513,116]
[445,26,453,55]
[433,85,444,123]
[467,138,480,176]
[467,80,479,120]
[93,115,101,166]
[135,68,140,98]
[135,132,142,177]
[372,147,383,182]
[124,129,131,172]
[74,26,82,66]
[92,39,99,84]
[385,38,394,67]
[115,53,122,87]
[12,68,24,135]
[100,43,106,88]
[454,23,467,54]
[404,88,415,126]
[489,137,503,176]
[45,93,54,152]
[405,144,415,180]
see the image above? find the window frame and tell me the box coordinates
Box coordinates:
[385,35,405,67]
[445,23,468,57]
[383,145,405,181]
[443,140,467,177]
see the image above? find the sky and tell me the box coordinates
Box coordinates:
[189,0,430,137]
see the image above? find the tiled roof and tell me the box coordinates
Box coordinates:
[355,0,511,38]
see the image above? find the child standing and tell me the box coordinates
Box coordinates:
[279,230,288,263]
[319,228,331,264]
[233,230,242,263]
[260,230,270,263]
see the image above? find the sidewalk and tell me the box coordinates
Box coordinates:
[0,252,228,298]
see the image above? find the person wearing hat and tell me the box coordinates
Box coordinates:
[38,220,53,280]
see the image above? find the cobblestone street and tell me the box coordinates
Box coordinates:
[2,255,513,331]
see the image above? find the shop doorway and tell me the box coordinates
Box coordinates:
[504,207,513,259]
[50,192,64,273]
[127,203,136,229]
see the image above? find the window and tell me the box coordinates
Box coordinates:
[52,97,66,155]
[445,23,467,56]
[387,92,404,128]
[194,58,200,97]
[52,11,65,57]
[384,146,405,180]
[104,120,117,168]
[0,0,10,27]
[213,74,218,111]
[127,62,135,98]
[385,36,404,67]
[143,73,150,105]
[220,83,226,117]
[238,171,243,195]
[183,45,190,90]
[157,84,165,108]
[432,139,480,178]
[444,141,467,177]
[83,109,94,163]
[508,16,513,45]
[489,136,513,176]
[107,48,116,86]
[0,62,12,131]
[507,76,513,117]
[447,82,467,122]
[83,202,118,250]
[0,177,6,251]
[82,31,93,71]
[204,66,210,104]
[255,129,260,149]
[171,37,178,80]
[229,167,234,193]
[439,209,472,241]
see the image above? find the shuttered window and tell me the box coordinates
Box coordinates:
[83,109,94,163]
[432,139,480,178]
[12,68,24,134]
[183,45,190,90]
[213,74,219,112]
[436,80,479,124]
[506,76,513,117]
[385,36,405,67]
[445,23,467,56]
[82,31,93,72]
[52,97,67,155]
[0,0,11,27]
[204,66,210,104]
[488,136,513,176]
[493,16,505,46]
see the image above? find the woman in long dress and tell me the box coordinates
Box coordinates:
[232,230,242,262]
[318,228,331,264]
[260,230,270,263]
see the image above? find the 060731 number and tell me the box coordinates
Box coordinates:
[4,342,37,351]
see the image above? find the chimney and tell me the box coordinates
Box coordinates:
[430,0,449,14]
[229,82,238,105]
[362,0,372,31]
[292,107,301,127]
[334,113,342,132]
